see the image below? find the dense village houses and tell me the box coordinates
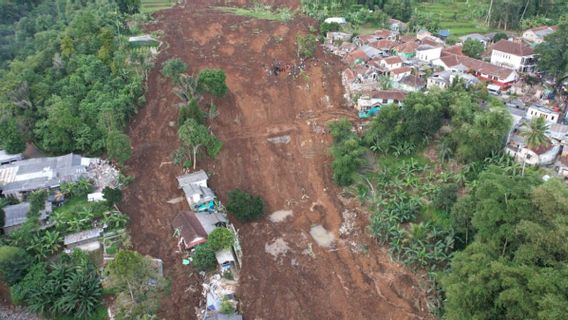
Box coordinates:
[522,25,558,45]
[490,40,536,72]
[0,153,94,200]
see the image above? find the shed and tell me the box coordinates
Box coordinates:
[172,211,208,250]
[3,201,52,234]
[87,192,105,202]
[215,248,237,271]
[64,228,102,252]
[177,170,217,212]
[324,17,347,25]
[128,35,159,47]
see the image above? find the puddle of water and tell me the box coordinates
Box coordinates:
[269,210,293,223]
[310,225,335,248]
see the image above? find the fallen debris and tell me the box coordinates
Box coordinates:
[267,135,291,144]
[265,237,290,259]
[269,210,293,222]
[310,225,335,248]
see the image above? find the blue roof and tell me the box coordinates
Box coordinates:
[438,30,450,37]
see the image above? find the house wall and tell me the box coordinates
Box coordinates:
[491,49,523,70]
[390,71,410,81]
[416,47,442,62]
[427,78,447,89]
[526,107,559,124]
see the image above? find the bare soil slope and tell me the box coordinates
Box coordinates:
[121,1,433,319]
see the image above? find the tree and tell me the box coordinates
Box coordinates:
[462,39,485,59]
[191,244,217,271]
[522,117,549,149]
[207,227,235,251]
[329,119,366,186]
[179,98,206,126]
[226,189,264,222]
[177,118,222,169]
[161,58,187,84]
[535,19,568,91]
[0,246,33,285]
[493,32,508,42]
[296,34,318,58]
[432,183,458,212]
[197,69,228,97]
[116,0,141,14]
[106,131,132,165]
[105,250,166,319]
[319,22,340,36]
[0,118,26,154]
[103,187,123,206]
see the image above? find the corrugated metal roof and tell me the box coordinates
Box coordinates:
[64,228,102,245]
[177,170,208,187]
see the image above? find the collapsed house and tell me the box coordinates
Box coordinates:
[172,211,208,250]
[0,153,94,199]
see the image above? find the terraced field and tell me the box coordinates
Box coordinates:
[415,1,495,37]
[141,0,176,13]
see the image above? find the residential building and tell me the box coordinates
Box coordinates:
[507,131,560,166]
[392,41,418,59]
[427,70,479,90]
[490,40,535,72]
[0,150,22,165]
[373,29,396,40]
[368,39,397,51]
[525,104,560,124]
[0,153,93,199]
[353,34,383,47]
[343,49,369,65]
[416,44,442,62]
[64,228,102,252]
[389,66,412,81]
[389,18,406,32]
[438,29,450,40]
[172,211,208,250]
[2,201,52,234]
[356,90,407,112]
[433,54,518,89]
[396,75,426,92]
[416,30,432,40]
[359,45,383,59]
[177,170,216,212]
[324,17,347,25]
[325,32,352,44]
[459,33,490,48]
[522,25,558,44]
[378,56,403,70]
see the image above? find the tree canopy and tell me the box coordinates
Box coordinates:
[462,39,484,59]
[197,69,228,97]
[535,19,568,89]
[226,189,264,222]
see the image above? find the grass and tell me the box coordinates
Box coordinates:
[215,4,294,22]
[141,0,176,14]
[415,1,498,37]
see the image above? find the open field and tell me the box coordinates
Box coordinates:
[415,1,495,36]
[121,0,433,319]
[141,0,176,14]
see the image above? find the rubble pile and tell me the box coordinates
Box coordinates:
[87,159,119,191]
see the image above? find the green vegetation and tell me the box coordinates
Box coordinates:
[414,1,493,36]
[226,189,264,222]
[176,118,223,170]
[522,117,549,149]
[462,39,484,59]
[106,131,132,165]
[535,18,568,91]
[190,244,217,271]
[215,5,294,22]
[161,58,187,84]
[104,250,167,319]
[140,0,176,14]
[207,227,235,251]
[117,0,141,14]
[198,69,228,97]
[442,171,568,320]
[0,0,149,157]
[296,34,318,58]
[0,118,26,154]
[329,119,366,186]
[103,187,124,206]
[11,250,102,319]
[0,246,33,286]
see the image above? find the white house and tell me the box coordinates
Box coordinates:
[356,90,406,111]
[522,25,558,44]
[490,40,535,73]
[324,17,347,25]
[378,56,402,71]
[177,170,216,212]
[415,44,442,62]
[459,33,490,48]
[525,104,560,124]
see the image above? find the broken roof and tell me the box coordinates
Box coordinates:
[0,154,88,194]
[383,56,403,65]
[400,75,426,88]
[393,41,418,54]
[369,39,397,50]
[368,90,407,101]
[391,66,412,75]
[525,25,558,37]
[172,211,208,248]
[492,40,534,56]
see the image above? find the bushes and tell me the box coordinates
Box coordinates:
[106,131,132,165]
[207,228,235,251]
[226,189,264,222]
[296,34,318,58]
[103,187,123,206]
[161,58,187,83]
[191,244,217,271]
[197,69,228,97]
[432,183,459,212]
[60,177,93,198]
[0,246,33,285]
[329,119,366,187]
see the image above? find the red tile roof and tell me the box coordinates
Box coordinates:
[394,41,418,54]
[383,56,403,65]
[369,39,397,50]
[391,66,412,75]
[398,35,416,43]
[374,29,391,38]
[492,39,534,56]
[442,45,464,56]
[172,212,208,249]
[344,49,369,64]
[439,55,516,80]
[370,90,407,101]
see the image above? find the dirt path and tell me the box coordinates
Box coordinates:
[121,1,433,319]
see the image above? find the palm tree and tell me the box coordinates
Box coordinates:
[522,117,549,149]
